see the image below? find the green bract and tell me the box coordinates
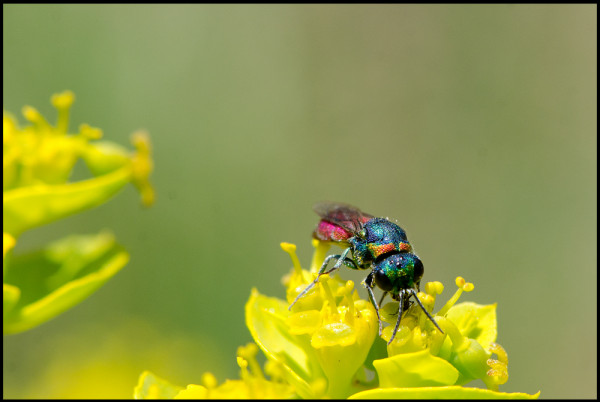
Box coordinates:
[135,241,540,399]
[3,91,154,334]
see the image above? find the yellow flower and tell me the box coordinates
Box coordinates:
[245,240,540,399]
[135,240,539,399]
[247,241,378,398]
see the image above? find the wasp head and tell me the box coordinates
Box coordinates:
[373,253,424,296]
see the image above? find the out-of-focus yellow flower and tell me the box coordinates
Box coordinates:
[135,343,294,399]
[3,91,154,334]
[3,91,154,237]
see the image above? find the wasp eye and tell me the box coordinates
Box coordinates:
[413,258,424,280]
[374,269,394,292]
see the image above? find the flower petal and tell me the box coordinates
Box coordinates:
[3,232,128,334]
[446,302,497,350]
[374,349,459,388]
[349,385,540,399]
[134,371,184,399]
[3,167,133,237]
[3,232,16,258]
[3,283,21,315]
[173,385,209,399]
[245,288,324,399]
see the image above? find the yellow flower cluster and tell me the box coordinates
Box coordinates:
[136,239,539,399]
[3,91,154,334]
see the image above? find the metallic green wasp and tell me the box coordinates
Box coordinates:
[290,202,443,344]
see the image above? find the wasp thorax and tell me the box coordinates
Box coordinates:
[363,218,408,244]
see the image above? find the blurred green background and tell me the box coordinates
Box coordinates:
[3,4,596,399]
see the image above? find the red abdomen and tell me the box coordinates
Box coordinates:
[313,220,354,243]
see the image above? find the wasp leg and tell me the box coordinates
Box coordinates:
[288,248,353,310]
[363,271,383,336]
[409,289,443,334]
[326,255,358,272]
[389,289,406,344]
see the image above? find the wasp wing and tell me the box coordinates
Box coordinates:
[313,201,374,234]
